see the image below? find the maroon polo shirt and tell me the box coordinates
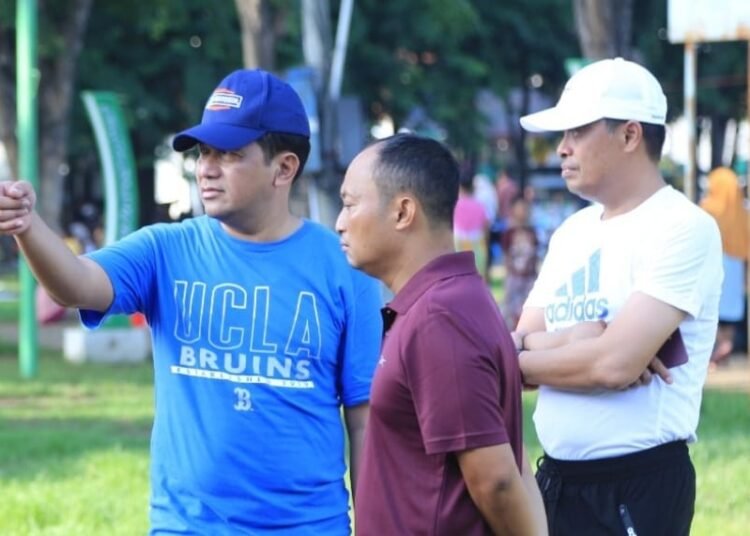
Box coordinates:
[355,252,523,536]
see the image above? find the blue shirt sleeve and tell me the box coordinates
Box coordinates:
[337,268,383,407]
[78,226,159,328]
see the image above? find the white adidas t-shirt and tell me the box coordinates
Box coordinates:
[526,186,722,460]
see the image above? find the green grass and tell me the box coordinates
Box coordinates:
[689,390,750,534]
[0,300,19,322]
[0,270,20,293]
[0,350,153,536]
[0,348,748,535]
[0,270,23,321]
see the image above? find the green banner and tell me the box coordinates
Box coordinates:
[81,91,139,244]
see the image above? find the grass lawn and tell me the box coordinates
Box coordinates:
[0,347,153,536]
[0,346,748,535]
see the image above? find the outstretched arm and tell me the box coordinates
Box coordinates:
[0,181,113,311]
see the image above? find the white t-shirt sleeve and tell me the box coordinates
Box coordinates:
[634,210,722,319]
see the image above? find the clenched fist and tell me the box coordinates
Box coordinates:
[0,180,36,234]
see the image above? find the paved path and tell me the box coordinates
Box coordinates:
[704,354,750,392]
[0,320,71,350]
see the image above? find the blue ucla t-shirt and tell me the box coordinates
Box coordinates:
[81,217,383,535]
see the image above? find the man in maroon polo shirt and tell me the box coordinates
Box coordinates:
[336,133,546,535]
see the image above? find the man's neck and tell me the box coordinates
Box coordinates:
[386,233,455,295]
[601,165,666,219]
[220,212,301,242]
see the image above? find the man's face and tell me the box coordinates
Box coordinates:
[556,120,621,201]
[335,146,394,278]
[195,142,276,223]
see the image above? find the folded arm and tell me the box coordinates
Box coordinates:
[518,293,685,390]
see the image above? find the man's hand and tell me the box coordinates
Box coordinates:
[0,181,35,235]
[518,293,686,390]
[516,320,606,355]
[566,320,607,344]
[626,356,673,389]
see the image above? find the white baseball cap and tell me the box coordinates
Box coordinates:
[520,58,667,132]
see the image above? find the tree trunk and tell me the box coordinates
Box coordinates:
[300,0,340,227]
[301,0,332,92]
[234,0,276,70]
[38,0,92,232]
[573,0,633,60]
[0,0,92,232]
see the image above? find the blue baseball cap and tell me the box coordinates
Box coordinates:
[172,69,311,152]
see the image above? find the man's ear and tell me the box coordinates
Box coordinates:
[622,121,643,153]
[273,151,300,187]
[393,195,418,230]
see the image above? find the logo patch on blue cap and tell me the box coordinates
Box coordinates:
[206,89,243,111]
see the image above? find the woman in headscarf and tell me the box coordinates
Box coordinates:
[701,167,749,364]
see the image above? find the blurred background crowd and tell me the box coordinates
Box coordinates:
[0,0,748,358]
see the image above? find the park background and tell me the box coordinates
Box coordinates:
[0,0,749,534]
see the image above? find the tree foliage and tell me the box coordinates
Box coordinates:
[344,0,578,169]
[1,0,747,226]
[632,0,747,169]
[0,0,93,230]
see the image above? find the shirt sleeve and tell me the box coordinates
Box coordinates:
[79,226,158,328]
[405,310,509,455]
[634,212,722,318]
[337,268,383,407]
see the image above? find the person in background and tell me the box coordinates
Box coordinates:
[492,168,522,273]
[68,221,97,253]
[700,166,749,365]
[0,68,382,535]
[473,172,500,279]
[496,167,520,228]
[501,196,539,330]
[454,175,490,280]
[337,133,546,535]
[474,172,499,225]
[516,57,722,535]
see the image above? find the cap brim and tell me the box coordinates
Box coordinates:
[520,107,603,133]
[172,123,266,152]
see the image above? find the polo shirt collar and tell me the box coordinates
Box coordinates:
[387,251,477,316]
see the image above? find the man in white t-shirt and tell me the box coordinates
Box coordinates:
[514,58,722,535]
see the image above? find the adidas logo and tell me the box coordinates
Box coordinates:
[545,249,609,324]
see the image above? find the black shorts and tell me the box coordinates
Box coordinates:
[536,441,695,535]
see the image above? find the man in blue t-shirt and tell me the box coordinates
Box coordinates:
[0,69,382,535]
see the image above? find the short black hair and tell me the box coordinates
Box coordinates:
[604,119,665,163]
[371,134,459,229]
[256,132,311,182]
